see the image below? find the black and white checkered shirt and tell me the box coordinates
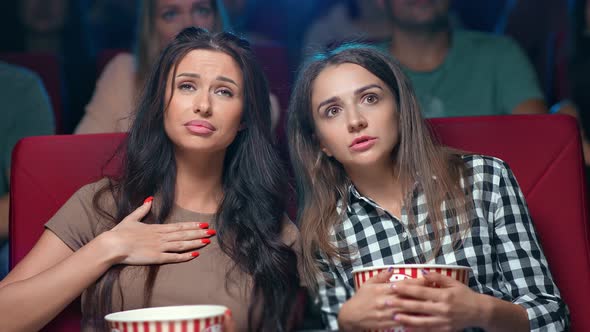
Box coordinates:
[316,154,569,331]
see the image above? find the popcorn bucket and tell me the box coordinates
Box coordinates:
[105,305,227,332]
[352,264,471,332]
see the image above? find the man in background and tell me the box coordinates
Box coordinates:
[377,0,547,118]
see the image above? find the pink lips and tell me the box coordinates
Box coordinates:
[349,135,377,152]
[184,120,216,135]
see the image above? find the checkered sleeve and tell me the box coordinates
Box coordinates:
[316,251,352,331]
[493,160,570,331]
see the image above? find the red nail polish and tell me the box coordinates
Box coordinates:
[206,229,216,236]
[198,222,209,229]
[201,238,211,244]
[225,309,232,317]
[143,196,154,204]
[191,252,200,257]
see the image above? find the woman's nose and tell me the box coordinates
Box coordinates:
[193,91,212,116]
[347,108,368,132]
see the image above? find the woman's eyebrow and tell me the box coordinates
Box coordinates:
[216,76,239,88]
[317,96,341,112]
[176,73,239,88]
[176,72,199,78]
[354,84,382,95]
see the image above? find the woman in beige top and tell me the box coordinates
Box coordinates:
[76,0,281,134]
[0,28,301,332]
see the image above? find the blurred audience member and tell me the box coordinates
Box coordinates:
[0,62,55,279]
[376,0,547,118]
[2,0,97,134]
[19,0,69,52]
[301,0,391,57]
[75,0,281,134]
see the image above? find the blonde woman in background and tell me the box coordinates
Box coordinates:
[76,0,281,134]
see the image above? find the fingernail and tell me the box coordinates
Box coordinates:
[201,238,211,244]
[191,251,200,257]
[198,222,209,229]
[206,229,216,236]
[390,283,397,289]
[225,309,232,317]
[387,266,394,272]
[393,313,398,321]
[143,196,154,204]
[421,269,429,275]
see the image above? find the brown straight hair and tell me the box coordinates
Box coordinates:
[287,44,473,290]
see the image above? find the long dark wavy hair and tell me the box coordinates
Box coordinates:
[86,27,299,331]
[287,44,472,290]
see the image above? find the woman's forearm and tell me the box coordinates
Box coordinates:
[0,234,117,332]
[478,293,529,332]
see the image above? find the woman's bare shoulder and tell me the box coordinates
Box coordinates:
[99,52,135,80]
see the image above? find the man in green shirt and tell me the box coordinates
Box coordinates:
[0,62,55,278]
[377,0,547,118]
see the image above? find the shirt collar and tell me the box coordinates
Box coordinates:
[346,184,382,214]
[344,175,437,214]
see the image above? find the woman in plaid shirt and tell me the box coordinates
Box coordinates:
[287,44,569,331]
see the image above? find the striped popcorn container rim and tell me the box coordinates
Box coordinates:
[352,264,471,289]
[105,305,226,332]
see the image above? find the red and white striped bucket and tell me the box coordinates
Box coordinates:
[105,305,227,332]
[352,264,471,332]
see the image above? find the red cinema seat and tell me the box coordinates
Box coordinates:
[428,114,590,331]
[9,133,126,331]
